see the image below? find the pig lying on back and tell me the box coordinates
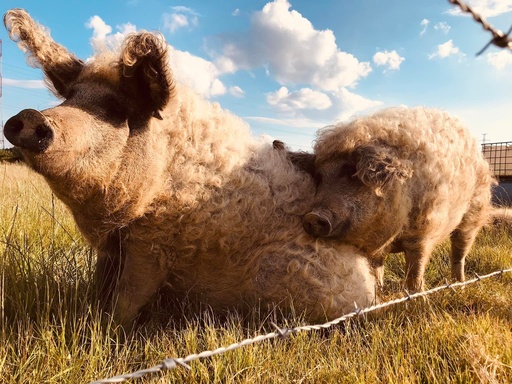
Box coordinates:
[278,107,494,291]
[3,9,377,329]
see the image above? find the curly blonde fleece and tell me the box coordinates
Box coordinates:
[315,107,494,236]
[3,9,377,327]
[310,106,495,290]
[116,84,377,323]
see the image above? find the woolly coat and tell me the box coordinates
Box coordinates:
[3,8,377,327]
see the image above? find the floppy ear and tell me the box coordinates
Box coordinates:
[355,145,412,194]
[288,151,317,178]
[272,140,317,177]
[272,140,286,150]
[4,8,84,97]
[119,32,175,119]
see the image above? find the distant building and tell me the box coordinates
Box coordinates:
[482,141,512,206]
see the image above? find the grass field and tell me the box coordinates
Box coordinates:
[1,161,511,383]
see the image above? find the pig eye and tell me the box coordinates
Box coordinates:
[339,163,357,178]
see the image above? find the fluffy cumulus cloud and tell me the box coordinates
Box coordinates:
[267,87,332,112]
[330,88,383,122]
[373,50,405,71]
[84,3,381,121]
[265,86,381,124]
[214,0,371,91]
[86,16,136,51]
[428,39,461,59]
[168,48,227,98]
[486,51,512,69]
[446,0,512,17]
[163,6,199,33]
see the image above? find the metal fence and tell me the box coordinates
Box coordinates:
[482,142,512,179]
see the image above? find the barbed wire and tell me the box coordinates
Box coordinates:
[89,267,512,384]
[448,0,512,55]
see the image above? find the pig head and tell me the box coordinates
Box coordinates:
[287,144,413,256]
[3,9,174,235]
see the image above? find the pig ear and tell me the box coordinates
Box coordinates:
[119,32,175,116]
[355,145,412,193]
[4,8,84,97]
[288,151,317,178]
[273,140,317,176]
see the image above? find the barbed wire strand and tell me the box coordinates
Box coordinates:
[90,267,512,384]
[448,0,512,55]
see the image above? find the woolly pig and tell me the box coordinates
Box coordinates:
[3,9,377,328]
[279,107,494,291]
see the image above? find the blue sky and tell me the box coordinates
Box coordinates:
[1,0,511,150]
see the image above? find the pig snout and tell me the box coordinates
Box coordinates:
[4,109,54,152]
[303,209,335,237]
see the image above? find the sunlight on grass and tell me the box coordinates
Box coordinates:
[0,162,511,383]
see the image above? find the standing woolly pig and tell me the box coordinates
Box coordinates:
[280,107,494,291]
[3,9,377,329]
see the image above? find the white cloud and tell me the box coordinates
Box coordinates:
[420,19,430,35]
[246,87,382,150]
[168,47,227,98]
[3,78,46,89]
[210,79,226,96]
[229,86,245,97]
[420,20,451,36]
[85,16,136,51]
[446,0,512,18]
[267,87,332,112]
[265,86,381,123]
[164,14,188,33]
[373,50,405,71]
[213,0,371,90]
[434,22,451,34]
[163,6,199,33]
[428,39,461,59]
[330,88,383,122]
[232,8,241,16]
[86,15,112,38]
[486,50,512,69]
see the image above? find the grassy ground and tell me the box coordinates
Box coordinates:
[0,162,511,383]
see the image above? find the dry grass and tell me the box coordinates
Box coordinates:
[1,162,511,383]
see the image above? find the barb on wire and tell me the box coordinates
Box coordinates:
[448,0,512,55]
[89,267,512,384]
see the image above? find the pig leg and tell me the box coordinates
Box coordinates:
[95,250,122,304]
[95,234,126,305]
[113,252,168,329]
[450,227,479,282]
[371,257,385,287]
[403,241,434,291]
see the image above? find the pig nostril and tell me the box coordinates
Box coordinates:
[303,220,315,236]
[316,218,331,235]
[303,213,332,237]
[35,124,52,140]
[6,119,24,134]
